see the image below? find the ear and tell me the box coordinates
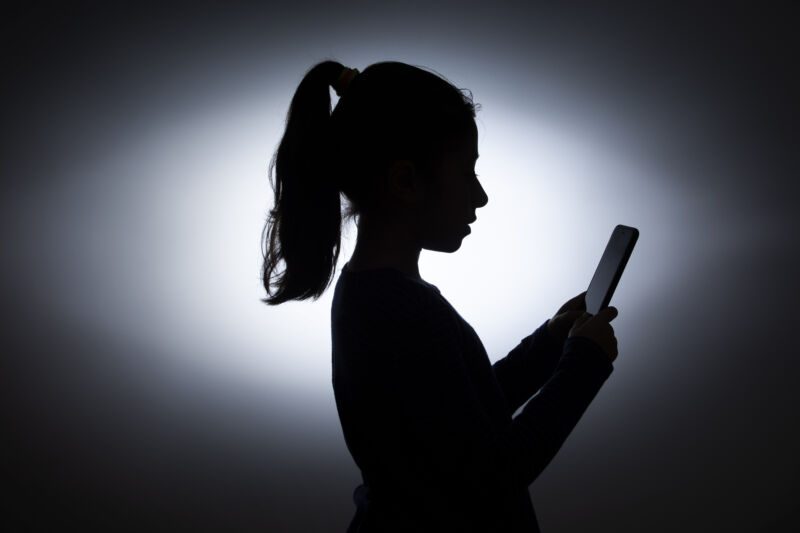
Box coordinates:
[386,159,426,206]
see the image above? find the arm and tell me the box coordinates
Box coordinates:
[492,320,563,417]
[387,289,613,517]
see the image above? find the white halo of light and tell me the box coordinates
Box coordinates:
[15,54,692,409]
[21,68,680,406]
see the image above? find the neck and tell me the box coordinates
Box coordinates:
[346,213,422,280]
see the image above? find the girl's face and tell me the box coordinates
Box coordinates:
[417,124,488,253]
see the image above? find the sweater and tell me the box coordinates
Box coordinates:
[331,262,613,532]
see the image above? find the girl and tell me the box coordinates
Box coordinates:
[262,60,619,532]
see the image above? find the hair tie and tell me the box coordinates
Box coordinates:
[333,67,359,97]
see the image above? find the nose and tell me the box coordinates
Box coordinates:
[474,178,488,209]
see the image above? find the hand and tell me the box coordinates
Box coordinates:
[568,307,619,362]
[546,291,587,346]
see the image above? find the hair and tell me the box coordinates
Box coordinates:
[261,60,478,305]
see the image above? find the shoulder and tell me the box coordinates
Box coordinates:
[336,268,438,310]
[333,268,456,337]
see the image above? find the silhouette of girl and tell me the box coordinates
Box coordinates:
[261,60,619,532]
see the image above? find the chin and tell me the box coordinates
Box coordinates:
[427,239,464,254]
[424,228,468,253]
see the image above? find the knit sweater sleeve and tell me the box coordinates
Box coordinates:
[492,320,563,416]
[386,285,613,501]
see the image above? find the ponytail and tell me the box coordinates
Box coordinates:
[261,61,345,305]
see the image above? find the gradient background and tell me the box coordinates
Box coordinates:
[2,2,798,531]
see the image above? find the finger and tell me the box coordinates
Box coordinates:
[558,291,587,314]
[572,312,592,328]
[573,291,587,311]
[570,291,587,303]
[558,310,584,322]
[568,291,587,309]
[596,306,618,322]
[604,331,618,358]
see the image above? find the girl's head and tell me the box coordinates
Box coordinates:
[262,60,484,305]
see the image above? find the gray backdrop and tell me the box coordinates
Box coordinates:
[2,2,798,531]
